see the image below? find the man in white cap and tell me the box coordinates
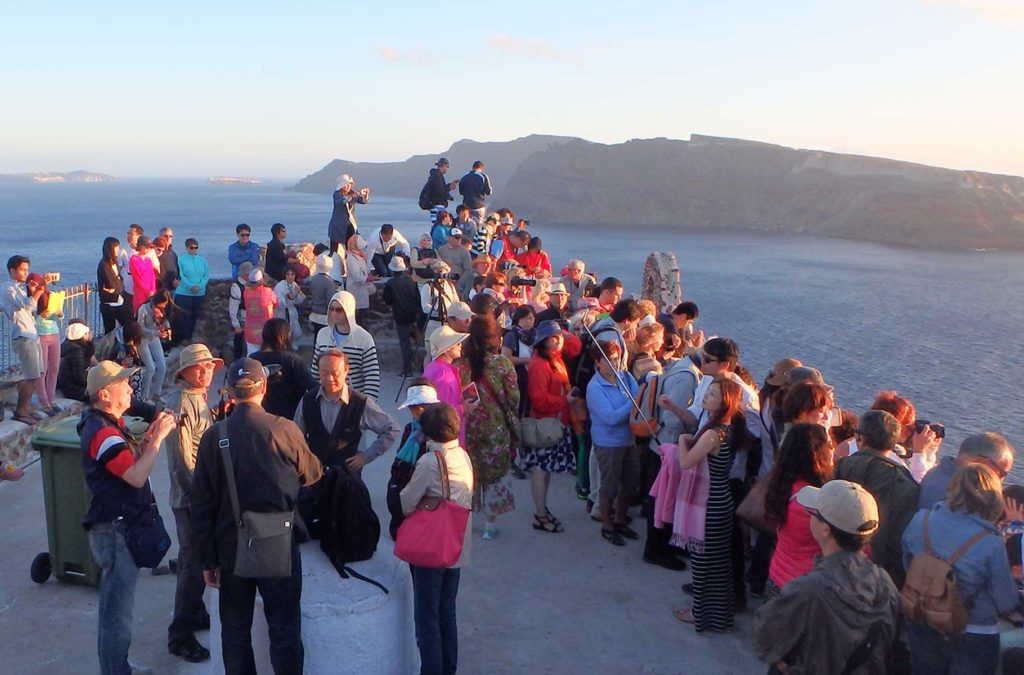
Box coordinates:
[79,361,178,675]
[754,480,900,675]
[536,281,571,325]
[164,344,223,663]
[327,173,370,263]
[383,256,423,377]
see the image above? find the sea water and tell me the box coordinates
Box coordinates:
[2,180,1022,482]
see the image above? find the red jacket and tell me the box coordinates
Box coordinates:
[515,250,552,276]
[527,334,582,423]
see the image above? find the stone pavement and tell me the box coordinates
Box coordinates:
[0,373,764,675]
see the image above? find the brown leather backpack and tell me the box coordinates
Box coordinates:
[900,511,989,636]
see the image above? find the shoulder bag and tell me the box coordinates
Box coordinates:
[120,500,172,569]
[394,451,471,568]
[219,424,294,578]
[735,476,775,535]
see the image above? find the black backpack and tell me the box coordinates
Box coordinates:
[418,180,432,210]
[318,464,380,565]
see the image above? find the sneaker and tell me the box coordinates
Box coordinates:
[130,664,155,675]
[169,636,211,663]
[482,525,498,540]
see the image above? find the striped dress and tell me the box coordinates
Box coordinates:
[690,426,735,633]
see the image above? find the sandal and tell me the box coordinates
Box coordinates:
[672,608,696,624]
[533,514,563,533]
[615,524,639,540]
[601,528,625,546]
[12,414,38,426]
[545,509,562,528]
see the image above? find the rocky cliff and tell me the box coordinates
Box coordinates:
[292,134,1024,250]
[287,134,577,196]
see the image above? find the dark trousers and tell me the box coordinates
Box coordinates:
[175,294,204,341]
[219,545,303,675]
[395,321,415,374]
[168,507,208,646]
[748,532,775,595]
[410,565,460,675]
[728,478,748,605]
[233,331,247,362]
[100,302,133,335]
[371,251,395,277]
[907,623,1000,675]
[644,495,674,557]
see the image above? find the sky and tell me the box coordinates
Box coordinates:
[1,0,1022,178]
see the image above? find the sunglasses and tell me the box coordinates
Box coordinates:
[239,233,251,238]
[187,246,199,251]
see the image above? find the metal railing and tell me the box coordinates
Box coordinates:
[1,283,104,382]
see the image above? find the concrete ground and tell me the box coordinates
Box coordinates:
[0,373,765,675]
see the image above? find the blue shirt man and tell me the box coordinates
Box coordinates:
[227,224,261,279]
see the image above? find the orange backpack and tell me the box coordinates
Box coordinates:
[629,375,662,438]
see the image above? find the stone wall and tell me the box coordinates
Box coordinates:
[640,252,682,313]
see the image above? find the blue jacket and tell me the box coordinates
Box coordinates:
[917,455,957,510]
[459,170,492,209]
[902,502,1017,629]
[177,253,210,297]
[586,371,639,447]
[228,241,261,279]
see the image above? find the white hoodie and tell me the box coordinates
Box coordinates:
[311,289,380,399]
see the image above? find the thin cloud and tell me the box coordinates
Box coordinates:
[375,46,434,65]
[924,0,1024,27]
[489,34,582,64]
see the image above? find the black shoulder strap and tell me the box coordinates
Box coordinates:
[218,423,242,526]
[332,560,389,594]
[839,619,886,675]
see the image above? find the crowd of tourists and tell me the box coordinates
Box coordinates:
[3,155,1024,675]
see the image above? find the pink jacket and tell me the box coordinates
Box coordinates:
[768,479,822,588]
[129,255,156,313]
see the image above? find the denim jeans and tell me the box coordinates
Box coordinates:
[174,294,204,341]
[89,524,140,675]
[139,337,166,402]
[168,507,209,646]
[410,565,461,675]
[219,545,304,675]
[908,623,1000,675]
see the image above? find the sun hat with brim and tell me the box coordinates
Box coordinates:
[796,480,879,536]
[785,365,832,391]
[766,358,803,387]
[248,269,264,284]
[429,326,468,360]
[388,257,408,272]
[447,302,474,321]
[549,282,568,295]
[532,320,563,347]
[86,361,140,397]
[398,384,441,410]
[173,343,224,381]
[66,323,91,341]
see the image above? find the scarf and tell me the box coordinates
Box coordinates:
[666,442,710,554]
[397,420,425,465]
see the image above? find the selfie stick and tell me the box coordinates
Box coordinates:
[580,309,662,446]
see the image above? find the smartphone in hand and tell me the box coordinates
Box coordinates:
[462,382,480,405]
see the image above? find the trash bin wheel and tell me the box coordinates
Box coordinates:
[31,552,52,583]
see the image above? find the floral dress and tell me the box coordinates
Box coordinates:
[465,355,520,517]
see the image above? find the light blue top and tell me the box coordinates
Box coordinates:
[586,370,639,447]
[902,502,1017,629]
[35,311,61,336]
[228,241,260,279]
[1,280,38,340]
[177,253,210,297]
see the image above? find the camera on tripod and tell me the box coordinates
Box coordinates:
[420,267,461,282]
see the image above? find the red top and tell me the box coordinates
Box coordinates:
[768,479,822,588]
[515,250,552,276]
[527,333,581,423]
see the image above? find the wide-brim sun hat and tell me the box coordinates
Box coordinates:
[398,384,441,409]
[173,343,224,381]
[532,320,563,347]
[388,256,408,272]
[429,326,469,360]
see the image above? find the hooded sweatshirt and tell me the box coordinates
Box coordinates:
[753,550,900,674]
[311,289,380,399]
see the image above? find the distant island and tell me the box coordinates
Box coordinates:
[289,134,1024,250]
[209,176,261,185]
[0,170,116,183]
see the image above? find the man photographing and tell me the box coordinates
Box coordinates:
[328,173,370,262]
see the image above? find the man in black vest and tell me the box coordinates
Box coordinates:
[293,349,401,475]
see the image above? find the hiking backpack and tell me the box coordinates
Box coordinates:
[629,374,662,438]
[418,180,432,210]
[900,511,990,637]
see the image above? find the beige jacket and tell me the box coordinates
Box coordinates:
[164,383,214,510]
[400,440,475,568]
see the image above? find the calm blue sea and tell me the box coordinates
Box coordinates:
[2,180,1022,481]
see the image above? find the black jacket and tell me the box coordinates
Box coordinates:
[265,239,289,281]
[190,402,323,572]
[425,168,452,209]
[459,171,492,209]
[96,260,123,304]
[382,273,423,325]
[252,350,317,419]
[58,339,93,401]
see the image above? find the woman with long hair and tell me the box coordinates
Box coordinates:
[502,304,536,418]
[902,464,1017,674]
[129,236,157,315]
[251,318,317,419]
[136,289,173,404]
[673,376,747,633]
[463,314,520,539]
[763,423,833,596]
[524,320,582,533]
[27,273,62,414]
[97,237,131,334]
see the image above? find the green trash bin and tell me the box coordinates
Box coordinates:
[29,414,149,587]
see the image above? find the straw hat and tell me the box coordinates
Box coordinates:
[429,326,468,360]
[398,384,441,410]
[173,343,224,381]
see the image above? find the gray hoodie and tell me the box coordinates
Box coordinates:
[753,550,900,674]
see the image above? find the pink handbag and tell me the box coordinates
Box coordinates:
[394,451,470,568]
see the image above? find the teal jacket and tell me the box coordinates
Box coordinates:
[177,254,210,297]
